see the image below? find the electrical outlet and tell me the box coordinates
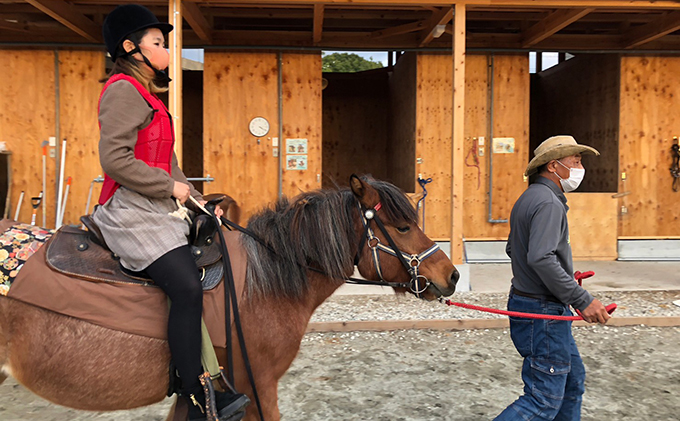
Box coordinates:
[621,206,628,215]
[479,147,485,157]
[49,148,56,158]
[416,158,424,164]
[478,137,485,146]
[621,172,626,181]
[273,147,279,157]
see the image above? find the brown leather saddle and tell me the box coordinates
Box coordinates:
[45,216,224,290]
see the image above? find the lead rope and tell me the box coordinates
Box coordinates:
[440,272,617,321]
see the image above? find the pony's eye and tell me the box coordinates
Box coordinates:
[397,226,410,233]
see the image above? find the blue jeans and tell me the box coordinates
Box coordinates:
[494,293,585,421]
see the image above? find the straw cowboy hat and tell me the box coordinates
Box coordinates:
[525,135,600,176]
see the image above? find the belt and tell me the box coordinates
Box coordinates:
[511,286,563,304]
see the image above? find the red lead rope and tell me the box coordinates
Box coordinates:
[441,299,617,321]
[440,271,617,321]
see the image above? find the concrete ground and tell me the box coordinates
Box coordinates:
[336,261,680,296]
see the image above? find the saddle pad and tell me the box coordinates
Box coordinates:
[45,226,223,290]
[0,223,53,296]
[8,230,248,348]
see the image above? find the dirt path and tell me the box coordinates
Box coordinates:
[1,326,678,420]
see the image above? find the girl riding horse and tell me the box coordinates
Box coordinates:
[94,4,249,420]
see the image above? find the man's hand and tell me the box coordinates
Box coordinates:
[581,299,611,324]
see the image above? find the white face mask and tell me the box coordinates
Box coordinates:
[555,160,585,192]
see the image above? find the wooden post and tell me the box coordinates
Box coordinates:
[169,0,183,165]
[450,3,465,265]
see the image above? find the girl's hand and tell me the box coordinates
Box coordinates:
[199,200,224,218]
[173,182,191,204]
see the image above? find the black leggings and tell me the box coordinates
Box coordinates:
[145,245,203,391]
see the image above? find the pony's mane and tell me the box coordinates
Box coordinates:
[241,177,418,298]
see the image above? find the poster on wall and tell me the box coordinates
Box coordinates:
[493,137,515,154]
[285,138,308,171]
[286,139,308,154]
[286,155,308,171]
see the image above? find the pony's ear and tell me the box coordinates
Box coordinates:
[350,174,364,198]
[350,174,380,207]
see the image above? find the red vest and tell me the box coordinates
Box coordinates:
[98,74,175,205]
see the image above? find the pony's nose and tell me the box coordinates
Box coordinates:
[450,269,460,286]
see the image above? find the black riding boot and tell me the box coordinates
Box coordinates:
[183,384,251,421]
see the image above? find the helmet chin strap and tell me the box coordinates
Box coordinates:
[121,41,172,85]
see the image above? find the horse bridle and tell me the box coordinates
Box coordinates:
[350,201,442,298]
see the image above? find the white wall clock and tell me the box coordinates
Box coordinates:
[249,117,270,138]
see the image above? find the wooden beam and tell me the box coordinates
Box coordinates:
[24,0,101,42]
[419,7,454,47]
[179,0,680,9]
[624,10,680,48]
[313,4,324,43]
[521,8,594,48]
[451,3,465,266]
[182,1,212,43]
[371,20,426,39]
[169,0,183,166]
[0,21,28,33]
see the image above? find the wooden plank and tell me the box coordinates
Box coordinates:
[521,8,594,48]
[322,72,390,188]
[57,51,105,226]
[281,53,323,196]
[387,52,417,193]
[203,51,280,222]
[371,20,425,39]
[182,1,213,44]
[0,50,56,226]
[450,3,466,265]
[463,54,529,239]
[24,0,101,42]
[566,193,618,260]
[624,10,680,48]
[415,53,452,239]
[619,56,680,237]
[313,4,324,43]
[169,0,184,166]
[306,316,680,333]
[530,55,620,193]
[419,7,454,47]
[181,0,680,9]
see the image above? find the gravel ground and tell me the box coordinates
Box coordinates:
[1,291,679,420]
[1,326,679,420]
[311,290,680,322]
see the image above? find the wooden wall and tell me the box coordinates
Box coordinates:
[281,52,322,197]
[531,55,620,193]
[182,70,204,188]
[567,193,618,260]
[0,50,103,228]
[58,50,105,226]
[388,52,417,192]
[322,70,390,188]
[204,51,322,221]
[203,51,280,220]
[416,53,529,240]
[619,56,680,237]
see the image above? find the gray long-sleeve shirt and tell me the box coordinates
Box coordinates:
[506,176,593,311]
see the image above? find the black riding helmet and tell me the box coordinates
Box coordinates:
[103,4,173,62]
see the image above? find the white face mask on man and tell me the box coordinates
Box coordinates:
[555,160,585,192]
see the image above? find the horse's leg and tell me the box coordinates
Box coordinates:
[1,297,170,410]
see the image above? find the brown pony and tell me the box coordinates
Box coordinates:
[0,176,458,420]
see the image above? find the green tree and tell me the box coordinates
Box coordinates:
[322,52,384,73]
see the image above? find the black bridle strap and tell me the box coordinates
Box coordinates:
[214,215,265,421]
